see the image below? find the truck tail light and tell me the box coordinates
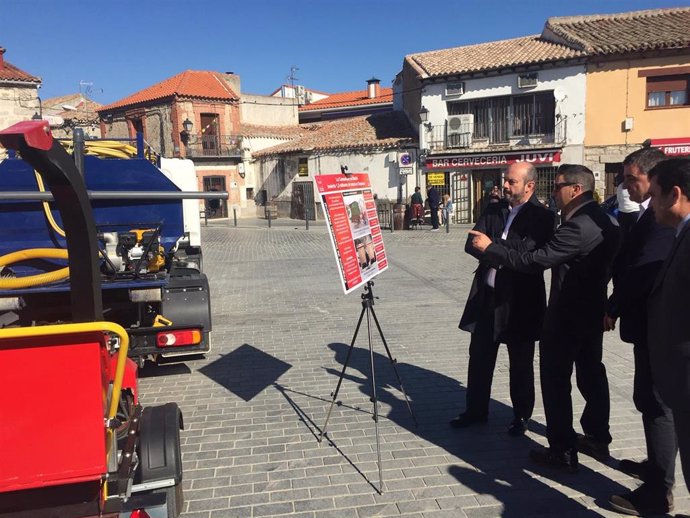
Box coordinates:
[130,510,152,518]
[156,329,202,347]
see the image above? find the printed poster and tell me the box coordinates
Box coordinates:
[315,173,388,294]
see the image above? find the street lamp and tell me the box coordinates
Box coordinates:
[180,117,193,145]
[419,106,432,131]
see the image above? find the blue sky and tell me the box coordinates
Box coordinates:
[1,0,687,104]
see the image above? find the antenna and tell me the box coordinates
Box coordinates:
[286,66,299,88]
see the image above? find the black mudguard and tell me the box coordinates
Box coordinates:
[137,403,184,484]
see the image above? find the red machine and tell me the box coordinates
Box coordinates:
[0,122,184,518]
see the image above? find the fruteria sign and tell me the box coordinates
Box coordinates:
[650,138,690,157]
[426,150,561,170]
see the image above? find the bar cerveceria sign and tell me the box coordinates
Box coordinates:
[426,149,561,170]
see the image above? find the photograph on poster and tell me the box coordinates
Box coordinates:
[355,234,377,273]
[343,193,369,234]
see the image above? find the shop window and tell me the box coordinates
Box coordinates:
[640,68,689,109]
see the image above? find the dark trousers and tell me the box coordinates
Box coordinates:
[632,342,677,493]
[672,407,690,494]
[430,205,439,229]
[466,288,535,420]
[540,330,611,452]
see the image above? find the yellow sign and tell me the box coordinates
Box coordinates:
[427,173,445,186]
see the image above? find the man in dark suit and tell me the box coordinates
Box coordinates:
[470,164,620,471]
[647,157,690,497]
[453,162,554,435]
[427,185,440,231]
[604,148,677,516]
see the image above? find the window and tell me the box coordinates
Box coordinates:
[640,69,690,109]
[449,92,555,144]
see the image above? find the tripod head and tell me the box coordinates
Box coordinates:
[361,280,378,305]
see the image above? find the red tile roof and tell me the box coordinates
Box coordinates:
[254,111,415,156]
[98,70,239,112]
[406,36,583,79]
[299,87,393,111]
[0,48,40,83]
[544,7,690,55]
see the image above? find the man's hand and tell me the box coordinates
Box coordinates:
[468,230,492,253]
[603,314,617,332]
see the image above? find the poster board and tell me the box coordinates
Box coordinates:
[315,173,388,294]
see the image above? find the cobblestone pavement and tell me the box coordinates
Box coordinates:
[140,218,688,518]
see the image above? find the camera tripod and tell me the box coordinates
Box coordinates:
[318,281,416,493]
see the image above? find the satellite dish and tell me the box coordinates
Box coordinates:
[554,87,567,102]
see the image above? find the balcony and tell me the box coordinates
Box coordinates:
[426,116,567,152]
[185,134,242,159]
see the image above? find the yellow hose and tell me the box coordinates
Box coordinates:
[34,170,66,238]
[0,248,69,289]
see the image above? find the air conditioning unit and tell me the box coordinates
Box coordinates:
[294,85,305,96]
[445,82,465,97]
[517,73,538,89]
[447,114,473,148]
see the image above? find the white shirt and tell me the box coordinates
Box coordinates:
[486,201,526,288]
[617,183,641,213]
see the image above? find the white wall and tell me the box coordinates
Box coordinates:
[241,94,299,126]
[420,65,587,163]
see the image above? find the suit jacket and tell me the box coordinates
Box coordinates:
[459,194,555,343]
[484,194,620,345]
[647,222,690,409]
[427,187,440,209]
[607,207,675,344]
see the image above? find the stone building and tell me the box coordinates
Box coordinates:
[0,47,41,134]
[253,111,417,218]
[398,6,690,222]
[42,93,101,139]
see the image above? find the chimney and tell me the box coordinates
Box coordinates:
[0,48,5,69]
[367,77,381,99]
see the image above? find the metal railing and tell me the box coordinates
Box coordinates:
[426,116,567,151]
[185,134,242,158]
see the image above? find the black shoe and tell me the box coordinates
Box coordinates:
[449,412,488,429]
[529,446,578,473]
[618,459,648,482]
[609,484,673,516]
[576,433,610,462]
[508,417,528,437]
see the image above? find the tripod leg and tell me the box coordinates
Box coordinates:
[319,304,366,443]
[366,305,384,494]
[369,306,417,427]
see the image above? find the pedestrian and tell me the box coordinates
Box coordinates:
[453,162,554,435]
[603,148,676,516]
[427,185,440,231]
[442,193,453,225]
[647,157,690,498]
[469,164,620,472]
[410,186,424,226]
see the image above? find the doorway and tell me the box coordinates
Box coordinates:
[472,169,502,221]
[202,176,227,218]
[290,181,315,220]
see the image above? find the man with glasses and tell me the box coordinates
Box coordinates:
[469,164,620,472]
[453,162,554,436]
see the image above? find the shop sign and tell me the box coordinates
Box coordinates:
[298,158,309,177]
[650,138,690,157]
[426,150,561,170]
[427,173,446,185]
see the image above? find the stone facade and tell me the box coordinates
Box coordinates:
[0,84,39,132]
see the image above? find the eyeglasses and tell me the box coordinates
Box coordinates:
[553,182,578,192]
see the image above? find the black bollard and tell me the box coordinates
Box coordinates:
[267,207,272,228]
[445,212,450,233]
[305,208,310,230]
[390,209,394,233]
[233,208,237,227]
